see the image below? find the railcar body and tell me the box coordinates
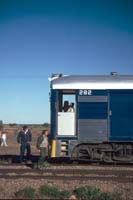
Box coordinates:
[49,74,133,163]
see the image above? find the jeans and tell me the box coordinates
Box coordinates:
[20,143,31,162]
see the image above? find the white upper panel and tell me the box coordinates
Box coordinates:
[50,75,133,90]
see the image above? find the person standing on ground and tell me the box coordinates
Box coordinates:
[36,129,49,168]
[1,132,8,146]
[17,125,32,163]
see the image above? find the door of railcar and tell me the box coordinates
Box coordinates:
[110,91,133,141]
[57,90,76,136]
[77,90,108,142]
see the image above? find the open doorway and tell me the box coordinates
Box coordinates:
[57,90,76,136]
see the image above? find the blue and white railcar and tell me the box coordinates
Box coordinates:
[49,73,133,163]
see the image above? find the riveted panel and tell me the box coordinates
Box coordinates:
[78,119,108,142]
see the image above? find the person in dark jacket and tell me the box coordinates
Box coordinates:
[36,129,49,168]
[17,125,32,163]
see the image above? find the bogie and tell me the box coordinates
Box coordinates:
[71,143,133,163]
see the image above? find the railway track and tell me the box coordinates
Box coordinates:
[0,167,133,183]
[0,161,133,167]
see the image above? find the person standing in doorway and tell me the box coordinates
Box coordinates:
[67,102,75,112]
[36,130,49,168]
[17,125,32,163]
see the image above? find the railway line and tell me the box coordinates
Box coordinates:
[0,165,133,183]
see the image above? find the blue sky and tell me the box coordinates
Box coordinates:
[0,0,132,124]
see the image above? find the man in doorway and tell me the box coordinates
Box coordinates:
[17,125,32,164]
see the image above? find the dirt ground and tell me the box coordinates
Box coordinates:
[0,126,133,199]
[0,177,132,199]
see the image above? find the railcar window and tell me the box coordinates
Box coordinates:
[57,90,76,112]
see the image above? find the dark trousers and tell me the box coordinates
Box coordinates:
[38,148,47,166]
[20,143,31,162]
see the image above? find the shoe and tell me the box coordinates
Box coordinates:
[33,164,38,169]
[43,161,50,167]
[20,161,25,164]
[37,166,43,170]
[26,160,32,164]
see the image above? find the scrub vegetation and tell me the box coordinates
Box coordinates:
[15,185,125,200]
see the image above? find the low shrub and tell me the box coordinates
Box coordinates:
[74,186,101,200]
[39,184,71,199]
[98,192,113,200]
[14,184,124,200]
[74,186,124,200]
[59,190,71,199]
[15,186,36,199]
[39,184,60,198]
[111,190,124,200]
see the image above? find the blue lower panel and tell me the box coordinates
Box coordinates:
[110,91,133,141]
[78,102,108,119]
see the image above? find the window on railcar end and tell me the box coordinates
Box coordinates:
[63,95,75,112]
[57,90,76,113]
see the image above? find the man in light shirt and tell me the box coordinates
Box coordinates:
[36,129,49,168]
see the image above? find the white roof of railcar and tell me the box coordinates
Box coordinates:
[50,75,133,90]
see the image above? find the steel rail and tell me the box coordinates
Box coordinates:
[0,174,132,183]
[0,168,133,176]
